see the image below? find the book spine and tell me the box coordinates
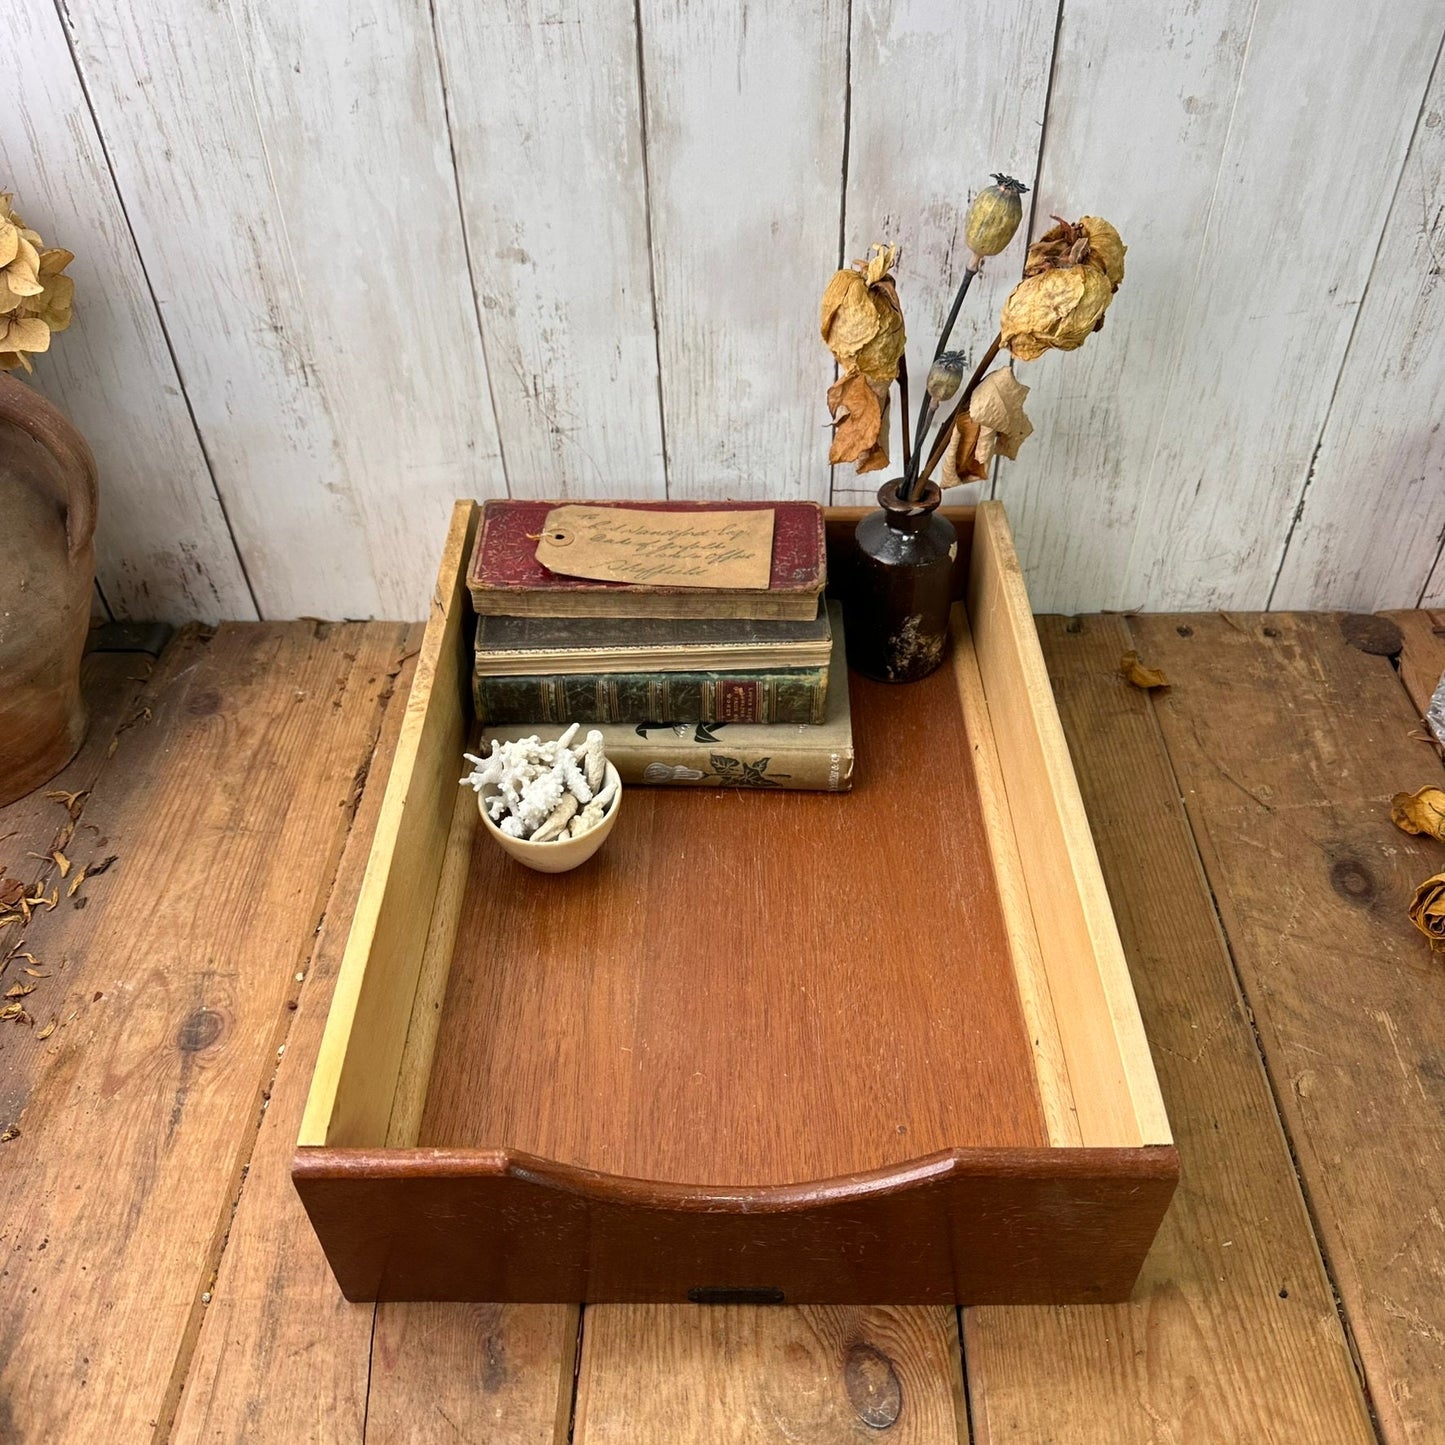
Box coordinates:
[608,740,854,793]
[474,666,828,727]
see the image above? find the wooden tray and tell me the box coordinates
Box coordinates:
[293,501,1177,1304]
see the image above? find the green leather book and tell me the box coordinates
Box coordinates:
[474,662,827,726]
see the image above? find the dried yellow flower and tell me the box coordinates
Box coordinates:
[0,195,45,313]
[1023,214,1126,288]
[1408,870,1445,952]
[0,313,50,372]
[0,197,75,372]
[826,370,891,473]
[1080,217,1126,289]
[968,367,1033,465]
[1000,264,1114,361]
[820,243,906,385]
[1392,786,1445,840]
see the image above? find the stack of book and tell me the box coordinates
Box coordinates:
[466,500,854,791]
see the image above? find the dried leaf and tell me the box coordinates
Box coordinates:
[46,788,89,817]
[1408,870,1445,951]
[0,1003,22,1022]
[826,370,890,473]
[1121,650,1170,689]
[23,968,48,978]
[5,983,35,999]
[36,1019,56,1040]
[969,368,1034,466]
[51,851,71,879]
[938,414,989,489]
[66,867,87,898]
[89,855,118,877]
[0,878,23,909]
[0,1124,17,1142]
[1391,786,1445,841]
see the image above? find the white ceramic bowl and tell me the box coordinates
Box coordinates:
[477,760,622,874]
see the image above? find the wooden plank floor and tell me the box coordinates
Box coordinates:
[2,611,1442,1442]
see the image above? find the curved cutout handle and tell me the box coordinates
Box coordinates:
[0,375,98,561]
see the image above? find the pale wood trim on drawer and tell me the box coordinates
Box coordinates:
[966,501,1172,1148]
[951,604,1082,1148]
[298,500,479,1146]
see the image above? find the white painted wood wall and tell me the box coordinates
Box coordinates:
[5,0,1444,621]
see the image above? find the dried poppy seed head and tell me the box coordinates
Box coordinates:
[925,351,967,402]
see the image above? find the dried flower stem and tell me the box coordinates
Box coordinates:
[897,352,912,478]
[932,263,980,362]
[906,397,939,497]
[917,333,1002,488]
[900,262,981,499]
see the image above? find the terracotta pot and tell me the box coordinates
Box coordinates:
[0,374,98,806]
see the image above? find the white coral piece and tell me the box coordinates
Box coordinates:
[580,729,606,792]
[461,732,616,843]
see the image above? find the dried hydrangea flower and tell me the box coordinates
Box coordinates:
[1002,214,1125,362]
[0,196,75,372]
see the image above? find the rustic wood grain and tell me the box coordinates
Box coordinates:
[166,624,417,1441]
[1006,1,1444,612]
[574,1304,968,1444]
[998,0,1259,609]
[1130,612,1445,1445]
[1273,55,1445,610]
[367,1302,580,1445]
[638,0,846,501]
[432,0,666,499]
[0,5,254,622]
[0,649,153,1130]
[56,0,506,618]
[0,649,151,894]
[11,3,1445,614]
[1386,609,1445,723]
[963,615,1376,1444]
[839,0,1057,489]
[420,658,1046,1181]
[0,622,406,1441]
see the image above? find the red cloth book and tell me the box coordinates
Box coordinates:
[467,499,826,621]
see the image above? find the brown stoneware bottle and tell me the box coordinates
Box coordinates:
[843,477,956,683]
[0,375,97,805]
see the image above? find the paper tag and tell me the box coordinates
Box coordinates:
[534,505,775,589]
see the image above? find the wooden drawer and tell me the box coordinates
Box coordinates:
[293,500,1176,1304]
